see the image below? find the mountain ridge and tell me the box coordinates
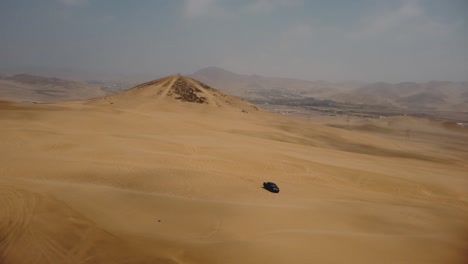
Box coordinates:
[0,74,109,103]
[191,67,468,111]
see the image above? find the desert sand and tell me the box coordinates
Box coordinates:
[1,76,467,264]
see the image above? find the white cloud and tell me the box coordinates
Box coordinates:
[360,0,423,35]
[350,0,461,39]
[244,0,304,13]
[183,0,225,18]
[183,0,303,18]
[57,0,90,6]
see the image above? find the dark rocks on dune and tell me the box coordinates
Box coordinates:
[169,78,207,104]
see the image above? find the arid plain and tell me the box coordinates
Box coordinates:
[1,76,468,263]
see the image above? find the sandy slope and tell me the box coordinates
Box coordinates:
[1,82,468,263]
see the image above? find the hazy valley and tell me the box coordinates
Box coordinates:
[2,67,467,123]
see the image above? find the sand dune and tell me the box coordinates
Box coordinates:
[1,77,467,263]
[89,75,259,114]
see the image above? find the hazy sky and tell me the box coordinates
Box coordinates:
[0,0,467,82]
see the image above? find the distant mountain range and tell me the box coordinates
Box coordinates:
[1,68,467,112]
[0,74,109,103]
[191,67,356,100]
[191,67,468,112]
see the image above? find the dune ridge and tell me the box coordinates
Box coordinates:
[89,75,259,114]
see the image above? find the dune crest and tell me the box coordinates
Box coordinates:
[89,75,260,113]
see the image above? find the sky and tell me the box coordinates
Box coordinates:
[0,0,467,82]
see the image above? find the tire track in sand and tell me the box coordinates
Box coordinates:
[0,182,172,264]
